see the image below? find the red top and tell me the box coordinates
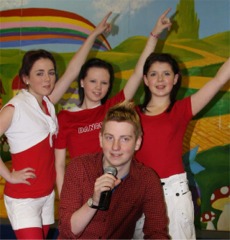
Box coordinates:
[55,91,125,158]
[4,99,56,198]
[58,152,169,239]
[4,136,56,198]
[135,97,193,178]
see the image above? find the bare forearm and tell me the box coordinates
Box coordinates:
[62,30,101,80]
[123,32,159,100]
[133,32,159,79]
[191,58,230,115]
[50,31,100,104]
[70,202,97,235]
[56,167,65,198]
[50,12,112,104]
[124,8,172,100]
[55,148,67,197]
[215,57,230,85]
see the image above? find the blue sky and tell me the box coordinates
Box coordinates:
[1,0,229,50]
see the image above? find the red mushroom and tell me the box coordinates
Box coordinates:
[200,211,216,230]
[210,186,230,231]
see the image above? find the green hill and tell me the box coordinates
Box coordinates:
[0,31,229,117]
[170,31,230,58]
[112,36,147,54]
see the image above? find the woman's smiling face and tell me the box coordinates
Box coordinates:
[23,58,56,100]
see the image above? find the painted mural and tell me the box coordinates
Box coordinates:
[0,0,229,232]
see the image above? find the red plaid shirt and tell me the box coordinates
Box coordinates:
[58,152,169,239]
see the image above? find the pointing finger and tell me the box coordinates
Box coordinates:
[103,11,112,22]
[161,7,171,18]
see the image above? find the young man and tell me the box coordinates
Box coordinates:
[58,101,169,239]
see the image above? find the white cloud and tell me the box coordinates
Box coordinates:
[92,0,151,18]
[0,0,29,10]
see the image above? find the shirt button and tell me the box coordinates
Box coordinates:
[176,193,180,196]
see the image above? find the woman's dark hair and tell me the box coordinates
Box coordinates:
[19,49,57,81]
[140,53,182,112]
[77,58,114,106]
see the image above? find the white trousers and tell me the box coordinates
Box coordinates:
[162,173,196,239]
[133,173,196,239]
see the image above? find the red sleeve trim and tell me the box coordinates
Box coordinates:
[5,104,15,108]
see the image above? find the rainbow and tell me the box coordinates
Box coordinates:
[0,8,111,51]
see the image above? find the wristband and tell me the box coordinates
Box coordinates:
[150,32,160,39]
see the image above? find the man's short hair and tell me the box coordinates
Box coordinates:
[101,101,142,139]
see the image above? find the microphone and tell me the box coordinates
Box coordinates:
[97,166,117,211]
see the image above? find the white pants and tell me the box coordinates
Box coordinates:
[133,173,196,239]
[4,190,55,230]
[133,213,145,239]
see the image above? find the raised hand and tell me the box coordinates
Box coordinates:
[9,168,36,185]
[93,12,112,36]
[151,8,172,35]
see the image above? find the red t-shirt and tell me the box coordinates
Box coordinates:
[135,97,193,178]
[55,91,125,159]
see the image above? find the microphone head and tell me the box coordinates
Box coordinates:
[104,166,117,177]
